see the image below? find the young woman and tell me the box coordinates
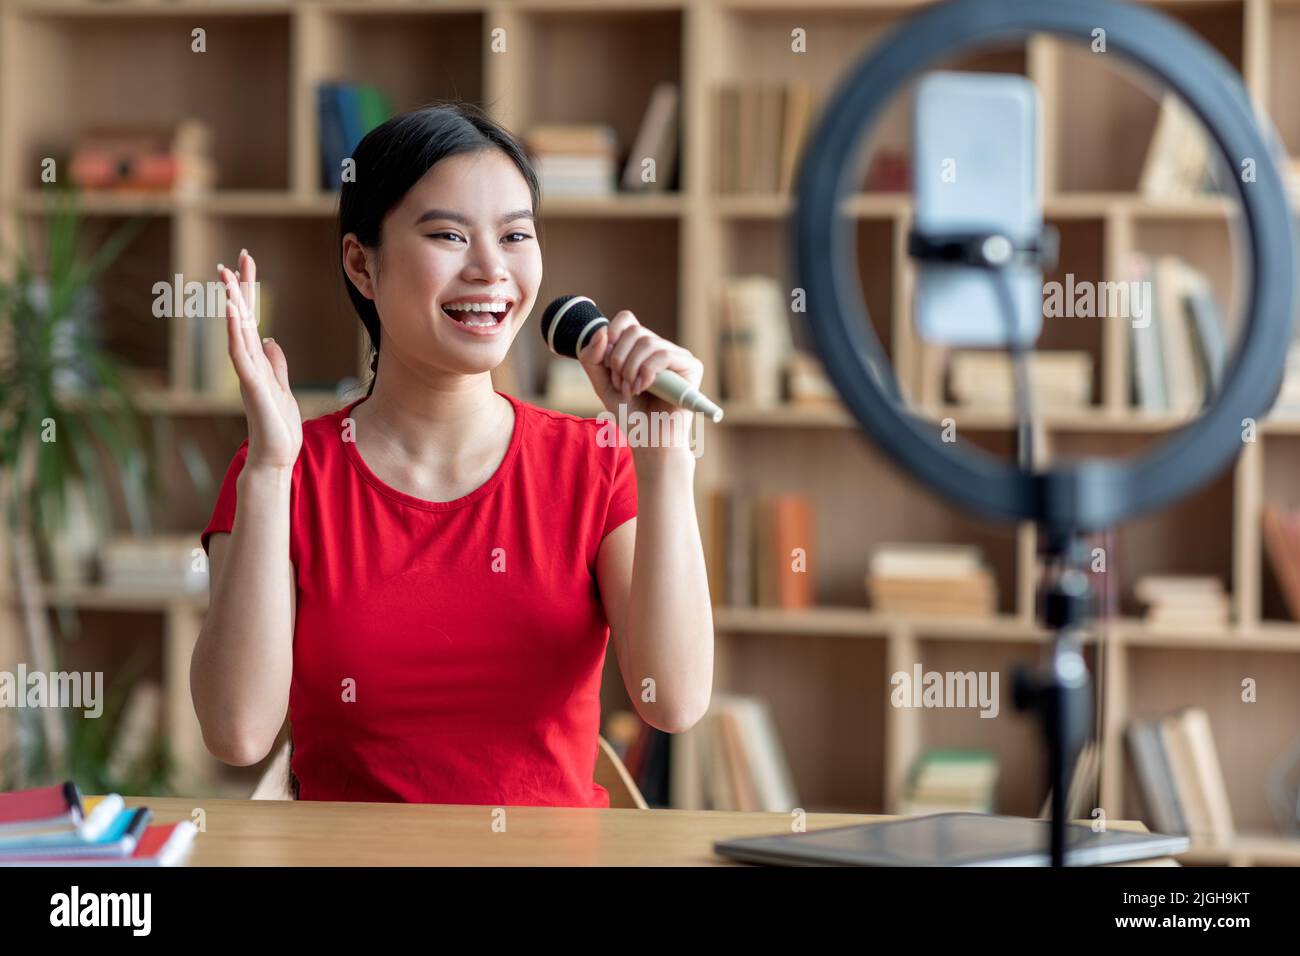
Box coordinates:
[191,102,713,807]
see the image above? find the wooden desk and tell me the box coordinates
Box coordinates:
[120,796,1176,866]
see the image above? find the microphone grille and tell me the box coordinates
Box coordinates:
[541,295,606,358]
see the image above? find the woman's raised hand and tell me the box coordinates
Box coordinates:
[219,249,302,471]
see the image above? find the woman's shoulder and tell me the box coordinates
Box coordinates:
[509,394,630,477]
[512,393,610,442]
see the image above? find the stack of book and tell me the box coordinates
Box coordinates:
[866,544,997,618]
[0,782,196,866]
[1124,253,1228,415]
[947,350,1093,413]
[525,124,619,197]
[317,80,395,190]
[705,490,814,609]
[687,693,798,812]
[715,81,814,194]
[900,750,999,816]
[1134,575,1230,631]
[1126,708,1235,844]
[1139,93,1217,200]
[99,534,209,593]
[717,275,794,406]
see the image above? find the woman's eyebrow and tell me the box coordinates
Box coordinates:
[414,208,536,227]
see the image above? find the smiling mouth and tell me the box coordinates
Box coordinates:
[441,302,513,327]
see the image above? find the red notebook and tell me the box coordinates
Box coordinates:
[0,783,84,836]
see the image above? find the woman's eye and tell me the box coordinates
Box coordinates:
[504,232,532,242]
[428,232,464,243]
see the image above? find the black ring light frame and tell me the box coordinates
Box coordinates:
[794,0,1296,535]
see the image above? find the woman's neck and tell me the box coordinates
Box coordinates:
[352,348,511,472]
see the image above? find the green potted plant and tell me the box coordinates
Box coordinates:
[0,183,162,788]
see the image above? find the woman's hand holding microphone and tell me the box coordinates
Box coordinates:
[576,310,705,462]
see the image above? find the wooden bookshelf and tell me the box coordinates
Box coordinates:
[1,0,1299,857]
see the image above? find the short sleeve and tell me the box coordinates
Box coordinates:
[600,438,638,541]
[200,439,250,556]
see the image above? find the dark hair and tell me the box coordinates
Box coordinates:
[339,101,542,398]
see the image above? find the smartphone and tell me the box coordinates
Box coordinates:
[912,71,1043,347]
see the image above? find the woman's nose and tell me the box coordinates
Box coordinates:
[463,240,509,282]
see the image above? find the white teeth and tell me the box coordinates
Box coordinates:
[444,301,509,328]
[444,301,509,313]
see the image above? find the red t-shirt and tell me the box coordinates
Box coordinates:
[200,390,637,808]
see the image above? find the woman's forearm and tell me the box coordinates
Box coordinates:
[625,446,714,732]
[190,464,296,765]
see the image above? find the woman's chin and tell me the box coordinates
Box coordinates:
[444,336,514,374]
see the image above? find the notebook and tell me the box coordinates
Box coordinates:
[0,806,152,858]
[0,782,86,837]
[0,822,197,867]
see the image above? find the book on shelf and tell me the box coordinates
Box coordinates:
[864,149,911,192]
[1285,157,1300,207]
[621,722,672,808]
[705,489,815,609]
[525,123,618,197]
[866,543,998,618]
[1134,574,1230,631]
[1139,93,1214,201]
[1261,504,1300,620]
[195,281,274,397]
[717,274,795,406]
[0,782,195,866]
[783,349,840,409]
[105,681,163,785]
[678,693,797,812]
[1153,256,1204,414]
[755,494,815,609]
[901,749,999,816]
[1124,253,1227,414]
[621,82,679,192]
[1126,707,1234,843]
[947,349,1093,413]
[715,81,814,194]
[317,80,395,191]
[1038,740,1101,822]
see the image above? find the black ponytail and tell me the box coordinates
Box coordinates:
[339,101,542,398]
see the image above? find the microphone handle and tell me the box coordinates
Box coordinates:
[644,369,725,423]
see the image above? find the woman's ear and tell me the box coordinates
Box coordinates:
[342,233,378,300]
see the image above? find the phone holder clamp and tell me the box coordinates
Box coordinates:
[907,226,1059,270]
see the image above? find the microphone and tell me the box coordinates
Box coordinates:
[540,295,725,423]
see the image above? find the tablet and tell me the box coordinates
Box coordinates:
[714,812,1189,867]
